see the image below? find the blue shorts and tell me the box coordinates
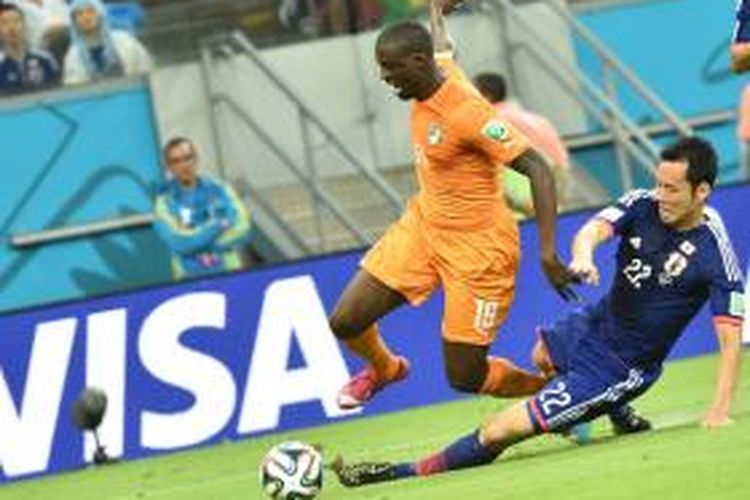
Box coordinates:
[527,308,661,433]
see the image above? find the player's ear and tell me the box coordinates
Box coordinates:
[695,181,711,202]
[410,52,432,67]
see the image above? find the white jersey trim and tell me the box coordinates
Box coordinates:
[704,206,743,283]
[616,188,655,208]
[596,189,654,224]
[544,369,646,430]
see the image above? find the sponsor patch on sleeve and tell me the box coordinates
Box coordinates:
[481,120,509,142]
[729,291,745,317]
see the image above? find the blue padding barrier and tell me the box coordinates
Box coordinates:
[0,183,746,482]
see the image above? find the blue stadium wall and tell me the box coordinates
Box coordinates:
[0,79,171,314]
[573,0,744,194]
[0,183,747,483]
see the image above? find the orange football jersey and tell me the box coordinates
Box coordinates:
[410,58,530,231]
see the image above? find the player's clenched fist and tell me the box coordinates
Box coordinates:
[569,255,600,286]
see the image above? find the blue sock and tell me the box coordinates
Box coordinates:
[413,430,499,476]
[391,462,417,479]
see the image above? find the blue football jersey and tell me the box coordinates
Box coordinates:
[735,0,750,42]
[592,190,744,367]
[0,50,60,94]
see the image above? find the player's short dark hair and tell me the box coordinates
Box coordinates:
[0,3,24,18]
[376,21,433,58]
[163,136,194,159]
[474,72,507,102]
[660,136,717,188]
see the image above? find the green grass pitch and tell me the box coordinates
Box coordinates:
[2,352,749,500]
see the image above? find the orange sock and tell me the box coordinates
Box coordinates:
[479,357,547,398]
[343,324,399,380]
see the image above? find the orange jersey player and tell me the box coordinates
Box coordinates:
[329,2,579,410]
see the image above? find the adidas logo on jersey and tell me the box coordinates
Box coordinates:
[629,237,642,250]
[679,240,696,255]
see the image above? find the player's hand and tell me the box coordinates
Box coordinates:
[541,254,582,302]
[568,255,600,286]
[701,407,733,430]
[436,0,465,14]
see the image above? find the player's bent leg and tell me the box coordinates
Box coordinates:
[532,337,557,379]
[442,341,489,393]
[329,269,407,339]
[334,400,537,488]
[330,269,410,409]
[480,357,547,397]
[443,341,547,397]
[608,403,653,435]
[480,399,538,453]
[565,403,651,444]
[335,327,411,410]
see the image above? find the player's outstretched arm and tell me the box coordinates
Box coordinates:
[429,0,454,54]
[510,148,580,301]
[569,218,613,285]
[702,321,742,429]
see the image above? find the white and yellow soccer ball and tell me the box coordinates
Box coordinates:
[259,441,323,499]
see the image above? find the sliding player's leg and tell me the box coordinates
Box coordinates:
[533,313,651,437]
[335,340,658,488]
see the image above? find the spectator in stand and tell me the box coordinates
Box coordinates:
[7,0,70,63]
[63,0,152,85]
[278,0,326,35]
[279,0,381,35]
[154,137,252,280]
[0,3,60,94]
[378,0,431,23]
[327,0,382,34]
[474,72,571,219]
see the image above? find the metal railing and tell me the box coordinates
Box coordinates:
[488,0,693,190]
[200,30,404,255]
[10,214,154,248]
[227,32,403,210]
[547,1,692,137]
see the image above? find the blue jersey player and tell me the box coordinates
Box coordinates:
[732,0,750,72]
[333,136,745,487]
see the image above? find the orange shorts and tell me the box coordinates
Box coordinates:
[361,206,520,346]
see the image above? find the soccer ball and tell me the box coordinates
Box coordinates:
[259,441,323,499]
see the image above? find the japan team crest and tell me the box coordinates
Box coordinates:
[658,251,689,286]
